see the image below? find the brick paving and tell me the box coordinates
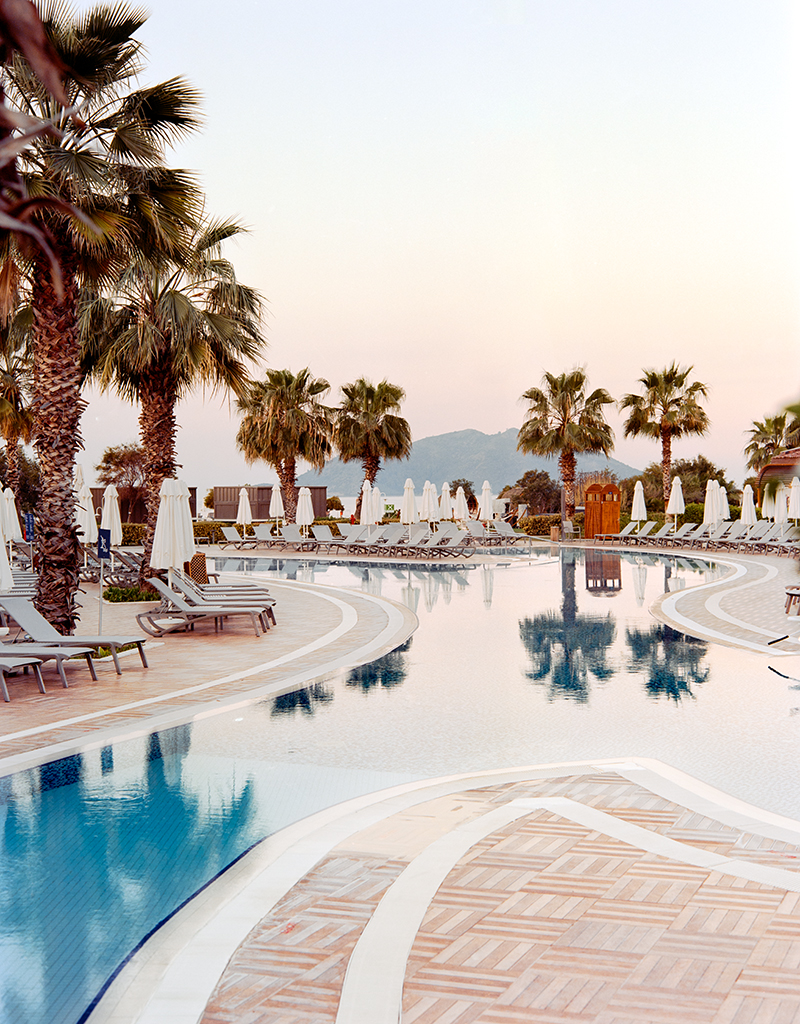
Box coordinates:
[199,770,800,1024]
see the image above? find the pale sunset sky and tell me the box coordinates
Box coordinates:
[80,0,800,495]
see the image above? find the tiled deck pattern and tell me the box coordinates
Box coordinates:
[6,544,800,1023]
[197,769,800,1024]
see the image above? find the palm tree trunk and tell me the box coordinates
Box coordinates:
[5,432,20,500]
[559,449,577,518]
[354,454,381,521]
[30,247,83,632]
[278,459,298,523]
[661,427,672,506]
[138,363,178,585]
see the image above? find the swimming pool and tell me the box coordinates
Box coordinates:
[1,549,799,1024]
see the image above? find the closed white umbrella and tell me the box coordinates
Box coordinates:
[741,483,757,525]
[178,480,195,560]
[150,478,194,586]
[427,481,440,524]
[631,480,647,530]
[359,480,375,526]
[2,488,22,541]
[269,485,284,534]
[100,484,123,546]
[702,479,719,525]
[73,464,85,492]
[236,487,253,527]
[419,481,433,522]
[76,483,98,543]
[296,486,315,534]
[775,482,789,524]
[0,529,12,590]
[372,488,385,523]
[478,480,494,520]
[401,478,418,525]
[761,485,775,521]
[666,476,685,528]
[718,485,731,521]
[789,478,800,521]
[440,482,453,520]
[453,486,469,521]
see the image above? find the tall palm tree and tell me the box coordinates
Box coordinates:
[517,368,614,518]
[85,217,265,582]
[1,2,202,629]
[0,309,34,502]
[620,363,709,507]
[334,378,412,521]
[236,368,332,523]
[744,413,795,472]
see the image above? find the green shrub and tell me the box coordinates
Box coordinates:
[519,514,561,536]
[103,585,158,602]
[121,522,146,545]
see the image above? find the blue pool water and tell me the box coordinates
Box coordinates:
[2,549,800,1024]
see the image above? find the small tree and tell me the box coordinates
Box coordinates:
[203,488,214,510]
[95,443,146,522]
[500,470,560,515]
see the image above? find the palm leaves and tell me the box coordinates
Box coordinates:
[236,368,332,523]
[85,216,265,577]
[620,363,709,506]
[0,1,204,625]
[517,368,614,518]
[744,413,800,473]
[335,378,411,519]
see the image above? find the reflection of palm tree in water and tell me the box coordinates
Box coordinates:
[346,639,412,692]
[1,727,258,1024]
[271,682,334,715]
[626,622,709,701]
[519,549,616,702]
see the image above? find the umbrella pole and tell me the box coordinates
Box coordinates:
[98,560,104,634]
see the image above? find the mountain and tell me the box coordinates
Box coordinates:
[297,428,641,494]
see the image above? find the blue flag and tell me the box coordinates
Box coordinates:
[98,528,111,560]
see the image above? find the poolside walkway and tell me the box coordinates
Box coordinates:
[4,544,800,1024]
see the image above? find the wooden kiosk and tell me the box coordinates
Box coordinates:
[583,483,621,540]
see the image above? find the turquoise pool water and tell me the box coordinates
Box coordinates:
[1,549,799,1024]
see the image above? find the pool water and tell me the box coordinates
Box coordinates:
[2,549,799,1024]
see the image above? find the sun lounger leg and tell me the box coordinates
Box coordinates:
[109,646,122,675]
[33,664,45,694]
[0,670,8,702]
[86,653,97,681]
[137,643,148,668]
[56,659,68,688]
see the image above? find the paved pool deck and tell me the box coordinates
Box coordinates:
[2,543,800,1024]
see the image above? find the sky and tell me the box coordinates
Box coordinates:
[79,0,800,495]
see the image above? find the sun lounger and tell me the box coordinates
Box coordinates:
[686,522,727,549]
[628,522,672,547]
[595,522,638,545]
[219,525,258,549]
[137,579,267,636]
[171,573,276,626]
[0,596,148,675]
[658,523,699,548]
[0,656,46,701]
[278,525,317,552]
[487,520,530,547]
[312,525,341,552]
[464,521,503,547]
[707,521,748,550]
[0,641,96,688]
[390,527,428,557]
[624,522,658,546]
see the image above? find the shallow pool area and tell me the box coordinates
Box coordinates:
[2,549,800,1024]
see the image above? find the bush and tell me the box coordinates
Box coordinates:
[103,585,157,602]
[121,522,146,545]
[518,514,561,536]
[326,495,344,512]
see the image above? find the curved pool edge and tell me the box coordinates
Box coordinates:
[88,755,800,1024]
[0,578,419,780]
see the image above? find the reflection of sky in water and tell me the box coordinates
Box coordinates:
[2,549,800,1024]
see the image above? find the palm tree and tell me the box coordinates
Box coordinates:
[334,378,412,521]
[517,368,614,519]
[85,218,265,582]
[1,2,202,629]
[236,368,332,523]
[620,363,709,507]
[744,413,795,472]
[0,329,34,503]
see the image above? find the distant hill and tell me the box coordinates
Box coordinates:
[297,428,640,494]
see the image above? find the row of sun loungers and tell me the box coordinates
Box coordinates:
[596,519,800,554]
[217,520,530,557]
[136,573,278,638]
